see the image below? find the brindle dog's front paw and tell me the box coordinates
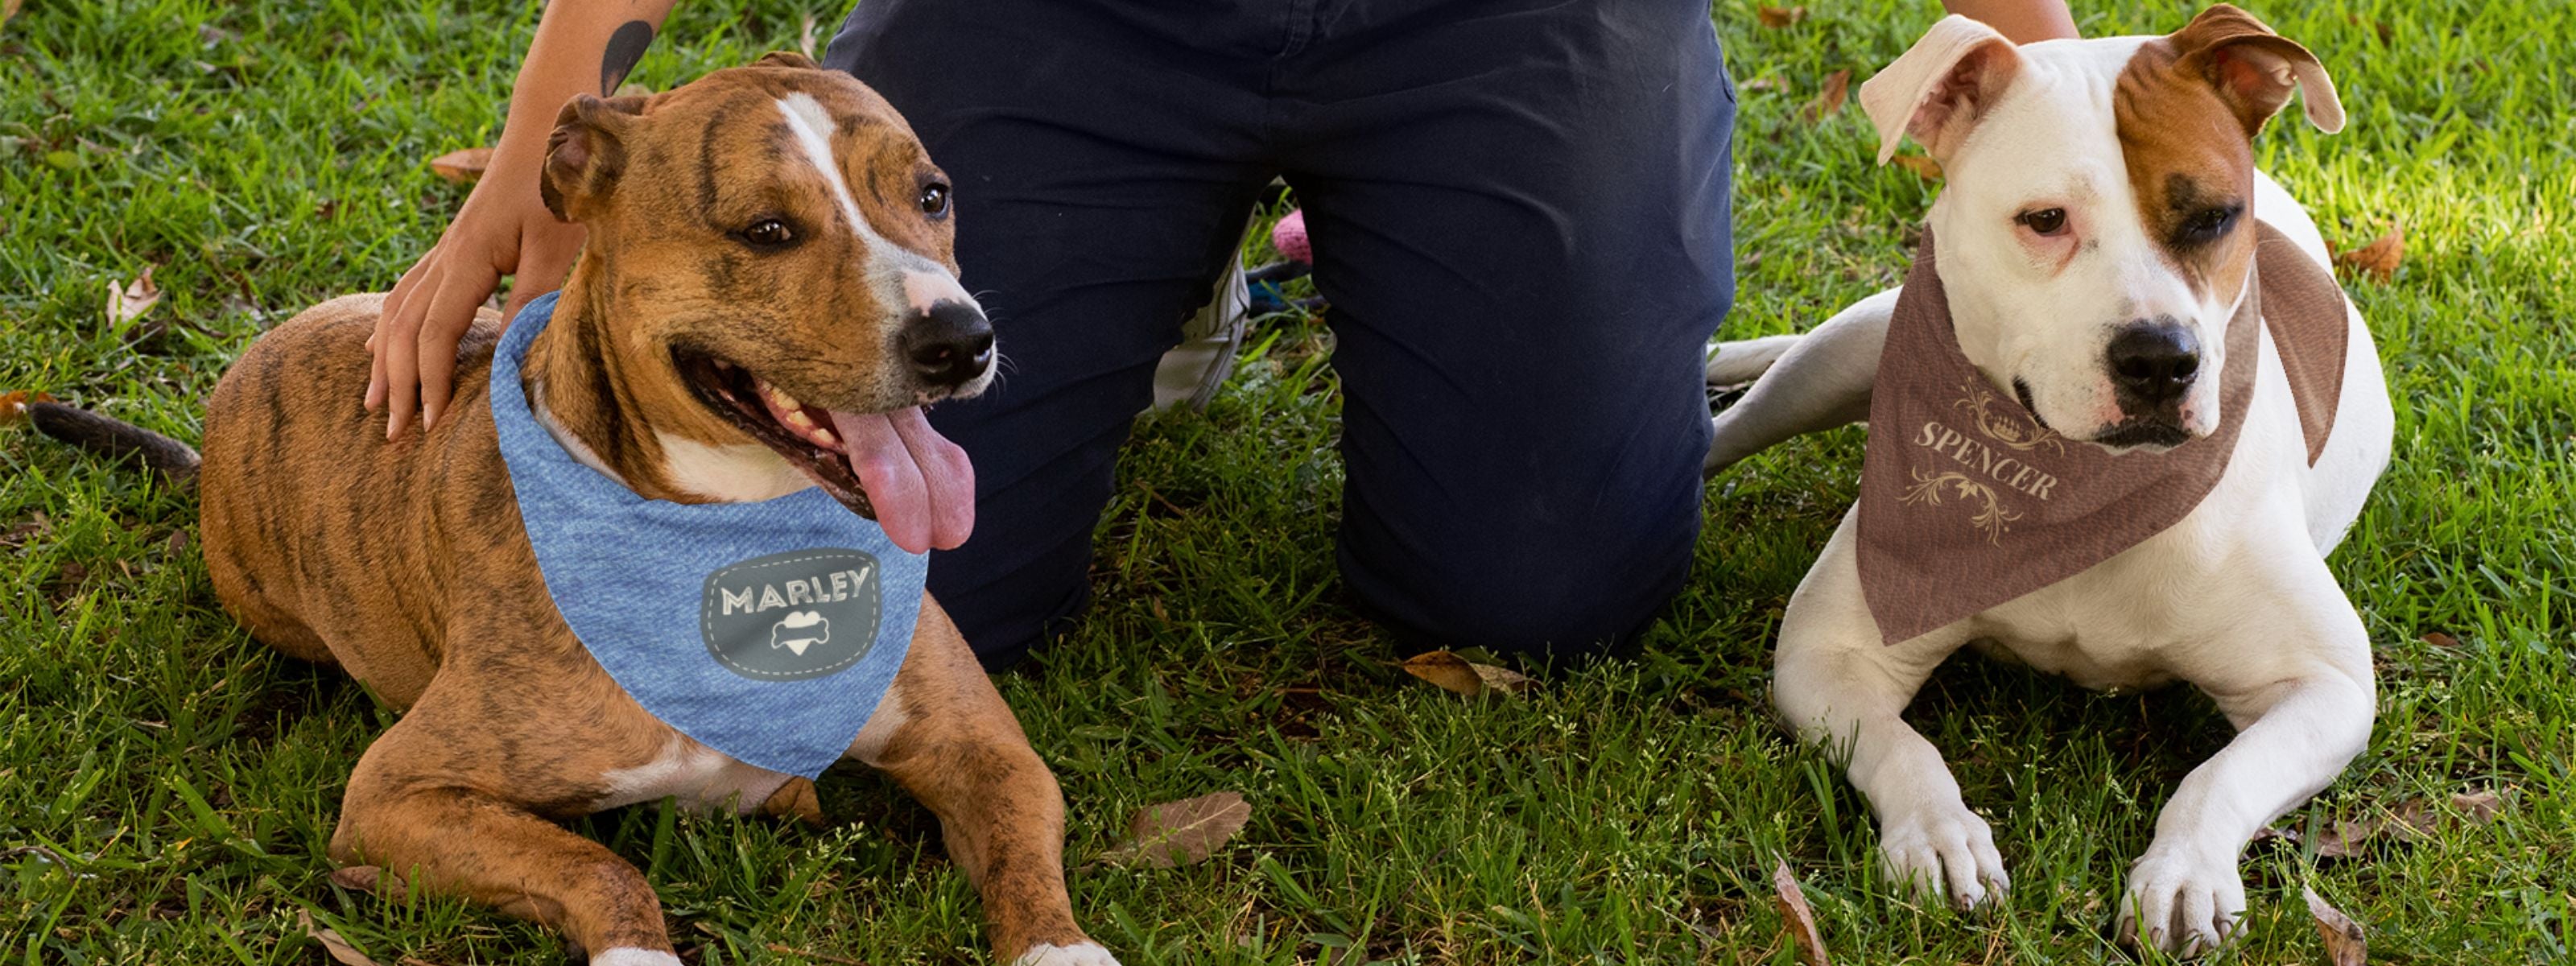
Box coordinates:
[2118,847,2245,957]
[1878,805,2010,910]
[1011,941,1121,966]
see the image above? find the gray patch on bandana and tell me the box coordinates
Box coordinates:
[700,549,884,680]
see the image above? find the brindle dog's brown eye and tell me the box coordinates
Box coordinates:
[919,182,952,218]
[2017,208,2068,237]
[737,219,795,248]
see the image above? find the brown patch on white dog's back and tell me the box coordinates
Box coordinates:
[2112,35,2257,306]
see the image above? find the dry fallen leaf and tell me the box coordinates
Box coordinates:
[1097,791,1250,869]
[1771,858,1830,966]
[429,147,494,184]
[1401,650,1532,696]
[2315,800,2434,857]
[2304,886,2366,966]
[2335,221,2404,282]
[2421,630,2460,648]
[1802,69,1852,124]
[1,0,21,27]
[1757,6,1807,28]
[2,512,49,548]
[2315,791,2504,857]
[2311,817,2381,858]
[109,267,163,325]
[1890,154,1944,181]
[2450,789,2504,823]
[299,909,382,966]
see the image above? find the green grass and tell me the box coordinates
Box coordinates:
[4,0,2570,962]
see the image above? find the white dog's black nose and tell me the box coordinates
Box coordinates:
[902,300,995,387]
[2107,322,2200,407]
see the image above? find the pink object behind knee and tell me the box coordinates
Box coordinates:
[1270,209,1311,264]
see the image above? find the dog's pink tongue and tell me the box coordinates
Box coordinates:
[827,407,975,554]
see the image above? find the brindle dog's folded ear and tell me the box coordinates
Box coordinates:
[2167,4,2344,135]
[540,93,648,222]
[752,50,820,71]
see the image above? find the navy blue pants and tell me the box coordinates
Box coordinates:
[826,0,1736,667]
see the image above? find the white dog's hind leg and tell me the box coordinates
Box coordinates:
[2120,565,2376,956]
[1703,333,1803,384]
[1772,522,2003,907]
[1706,288,1898,475]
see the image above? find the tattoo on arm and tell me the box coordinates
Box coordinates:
[601,20,654,94]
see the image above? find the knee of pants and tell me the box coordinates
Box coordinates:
[1340,506,1699,661]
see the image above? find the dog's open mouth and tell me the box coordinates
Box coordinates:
[675,350,877,518]
[671,348,979,554]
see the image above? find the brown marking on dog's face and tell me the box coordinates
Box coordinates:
[2114,7,2341,307]
[2114,40,2256,308]
[535,57,988,496]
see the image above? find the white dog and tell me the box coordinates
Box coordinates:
[1703,6,2392,955]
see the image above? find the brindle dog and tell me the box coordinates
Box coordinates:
[32,53,1116,966]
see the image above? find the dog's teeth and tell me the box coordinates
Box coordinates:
[759,382,803,411]
[783,409,815,429]
[810,426,837,447]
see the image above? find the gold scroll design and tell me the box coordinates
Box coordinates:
[1952,381,2066,455]
[1901,469,2019,545]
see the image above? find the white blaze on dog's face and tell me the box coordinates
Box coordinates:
[1860,4,2342,449]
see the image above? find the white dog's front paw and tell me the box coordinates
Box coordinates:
[1012,941,1121,966]
[1878,805,2009,910]
[2119,848,2246,956]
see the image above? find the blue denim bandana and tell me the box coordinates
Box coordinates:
[490,292,922,778]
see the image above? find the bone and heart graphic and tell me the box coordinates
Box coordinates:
[770,610,830,655]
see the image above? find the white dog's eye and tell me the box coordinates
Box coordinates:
[2178,204,2243,246]
[2017,208,2068,237]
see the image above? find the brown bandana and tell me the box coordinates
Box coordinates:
[1856,223,2349,646]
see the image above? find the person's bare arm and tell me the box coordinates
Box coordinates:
[368,1,679,439]
[1939,0,2079,43]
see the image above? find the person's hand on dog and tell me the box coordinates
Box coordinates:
[368,148,584,440]
[367,0,677,440]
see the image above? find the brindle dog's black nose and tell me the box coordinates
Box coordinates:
[2107,321,2200,407]
[902,300,994,387]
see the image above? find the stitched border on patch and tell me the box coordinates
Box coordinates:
[698,550,882,680]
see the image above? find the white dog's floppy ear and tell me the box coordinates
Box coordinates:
[2166,4,2343,135]
[1859,15,2024,164]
